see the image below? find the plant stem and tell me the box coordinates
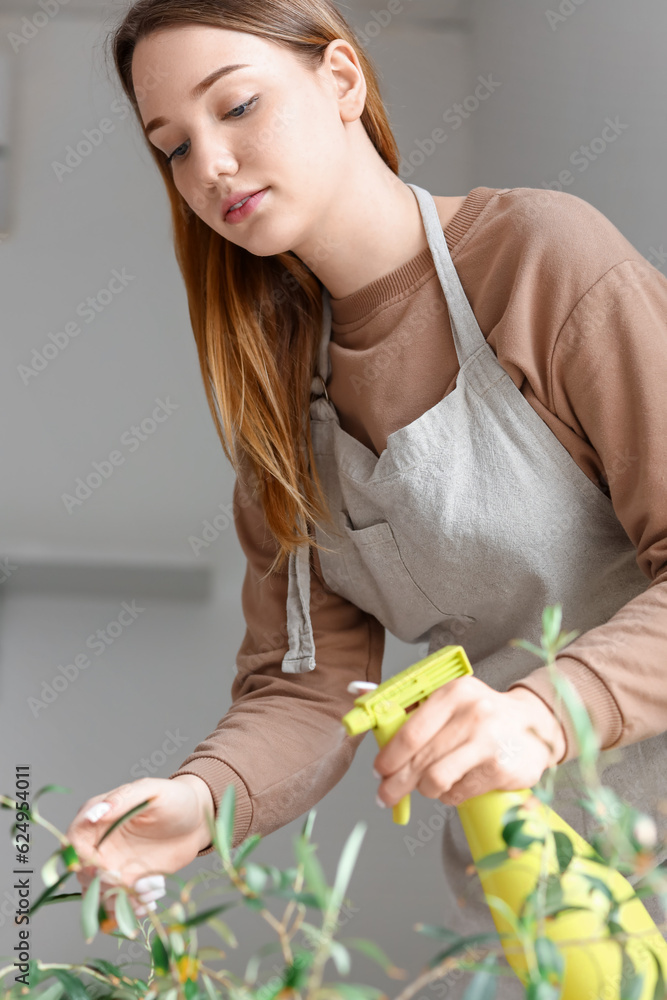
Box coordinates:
[0,796,70,849]
[198,963,256,998]
[391,947,514,1000]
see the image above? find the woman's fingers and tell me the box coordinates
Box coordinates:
[377,695,490,805]
[80,869,166,926]
[376,684,557,809]
[133,874,166,904]
[419,736,490,801]
[135,901,157,916]
[83,801,112,823]
[374,680,466,778]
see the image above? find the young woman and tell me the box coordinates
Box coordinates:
[67,0,667,959]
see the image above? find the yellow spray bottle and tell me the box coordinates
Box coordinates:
[342,644,667,997]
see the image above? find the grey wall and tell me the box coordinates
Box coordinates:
[1,0,665,995]
[468,0,667,252]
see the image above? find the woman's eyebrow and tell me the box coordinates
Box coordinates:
[143,63,251,136]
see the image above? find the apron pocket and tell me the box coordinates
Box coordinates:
[340,510,475,643]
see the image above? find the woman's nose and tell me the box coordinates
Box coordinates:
[191,139,239,189]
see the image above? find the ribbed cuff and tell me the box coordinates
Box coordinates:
[168,757,253,857]
[507,655,624,765]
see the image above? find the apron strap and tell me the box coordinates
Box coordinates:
[282,291,333,673]
[406,183,486,367]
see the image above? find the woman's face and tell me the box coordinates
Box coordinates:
[132,24,359,257]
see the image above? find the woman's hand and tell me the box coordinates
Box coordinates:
[65,775,215,925]
[373,676,567,809]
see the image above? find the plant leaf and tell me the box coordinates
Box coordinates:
[61,844,80,870]
[461,953,498,999]
[484,894,522,936]
[553,831,574,873]
[244,940,285,984]
[580,873,614,903]
[232,834,262,870]
[150,934,171,975]
[508,638,548,662]
[30,871,72,916]
[215,784,236,861]
[207,916,238,947]
[534,936,564,978]
[328,941,351,975]
[173,902,239,928]
[501,819,543,851]
[338,937,397,974]
[413,923,459,941]
[548,672,600,767]
[301,809,317,841]
[31,981,65,1000]
[201,973,221,1000]
[51,970,91,1000]
[183,980,202,1000]
[33,784,72,802]
[80,872,101,943]
[113,888,140,938]
[428,931,502,968]
[41,849,63,888]
[83,958,130,981]
[541,605,562,650]
[43,892,82,905]
[526,982,561,1000]
[96,798,154,848]
[475,850,511,871]
[293,836,330,910]
[622,969,646,1000]
[242,862,268,893]
[283,949,313,989]
[329,822,366,918]
[650,948,666,1000]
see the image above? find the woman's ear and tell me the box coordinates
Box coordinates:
[319,38,367,123]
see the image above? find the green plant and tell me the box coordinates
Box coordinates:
[2,605,667,1000]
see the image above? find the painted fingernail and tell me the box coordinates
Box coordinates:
[84,802,111,823]
[135,900,157,916]
[138,887,165,903]
[372,768,381,779]
[376,793,386,809]
[134,875,165,893]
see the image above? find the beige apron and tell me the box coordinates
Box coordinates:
[282,183,666,995]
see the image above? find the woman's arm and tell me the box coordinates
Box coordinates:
[508,256,667,761]
[168,469,385,855]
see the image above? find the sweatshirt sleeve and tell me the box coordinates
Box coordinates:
[168,466,385,855]
[507,257,667,764]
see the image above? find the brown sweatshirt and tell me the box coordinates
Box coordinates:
[169,186,667,856]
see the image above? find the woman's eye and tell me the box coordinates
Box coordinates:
[224,95,259,120]
[166,96,259,165]
[166,141,188,164]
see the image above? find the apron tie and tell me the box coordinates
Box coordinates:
[280,290,332,673]
[281,518,316,673]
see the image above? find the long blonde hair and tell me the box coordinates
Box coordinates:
[108,0,400,574]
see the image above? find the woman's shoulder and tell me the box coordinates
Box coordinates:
[481,186,646,270]
[457,186,649,316]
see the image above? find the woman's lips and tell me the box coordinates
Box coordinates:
[225,188,268,224]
